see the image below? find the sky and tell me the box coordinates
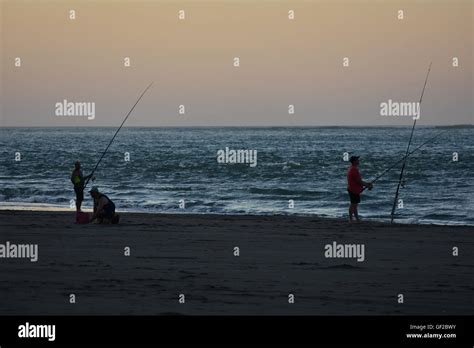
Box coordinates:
[0,0,473,127]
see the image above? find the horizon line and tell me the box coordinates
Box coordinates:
[0,124,472,129]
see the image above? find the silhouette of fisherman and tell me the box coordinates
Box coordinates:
[70,161,94,212]
[347,156,373,223]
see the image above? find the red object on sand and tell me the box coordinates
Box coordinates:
[75,211,90,224]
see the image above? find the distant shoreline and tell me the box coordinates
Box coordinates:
[0,204,472,227]
[0,124,473,129]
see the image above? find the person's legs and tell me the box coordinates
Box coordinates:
[100,205,115,224]
[74,187,84,212]
[354,194,361,221]
[349,203,355,222]
[354,203,360,221]
[94,211,105,223]
[348,191,354,222]
[348,191,361,223]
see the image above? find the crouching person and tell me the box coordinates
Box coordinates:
[89,187,120,224]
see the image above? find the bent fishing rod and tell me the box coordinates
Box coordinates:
[390,63,432,223]
[84,82,154,189]
[363,129,447,191]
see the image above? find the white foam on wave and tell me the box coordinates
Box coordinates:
[0,202,77,212]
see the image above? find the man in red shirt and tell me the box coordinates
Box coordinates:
[347,156,373,223]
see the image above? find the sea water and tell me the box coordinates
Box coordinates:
[0,126,472,225]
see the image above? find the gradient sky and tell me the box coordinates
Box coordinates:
[1,0,472,126]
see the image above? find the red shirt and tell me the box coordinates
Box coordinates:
[347,165,363,194]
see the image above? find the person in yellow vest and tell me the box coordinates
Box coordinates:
[70,161,93,212]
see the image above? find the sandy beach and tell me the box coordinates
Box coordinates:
[0,210,472,316]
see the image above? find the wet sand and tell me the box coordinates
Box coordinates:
[0,210,473,315]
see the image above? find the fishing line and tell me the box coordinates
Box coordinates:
[84,82,154,189]
[365,129,448,188]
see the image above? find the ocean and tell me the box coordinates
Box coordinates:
[0,126,473,225]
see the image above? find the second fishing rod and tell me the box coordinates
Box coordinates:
[362,129,448,192]
[390,63,432,222]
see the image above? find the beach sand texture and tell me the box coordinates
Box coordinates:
[0,211,473,315]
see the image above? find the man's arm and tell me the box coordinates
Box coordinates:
[83,173,95,182]
[96,197,106,214]
[90,200,100,221]
[349,167,373,191]
[356,174,373,189]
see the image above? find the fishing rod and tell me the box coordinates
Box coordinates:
[390,63,432,223]
[84,82,154,189]
[365,129,447,189]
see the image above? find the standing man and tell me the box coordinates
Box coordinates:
[347,156,373,223]
[71,161,93,212]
